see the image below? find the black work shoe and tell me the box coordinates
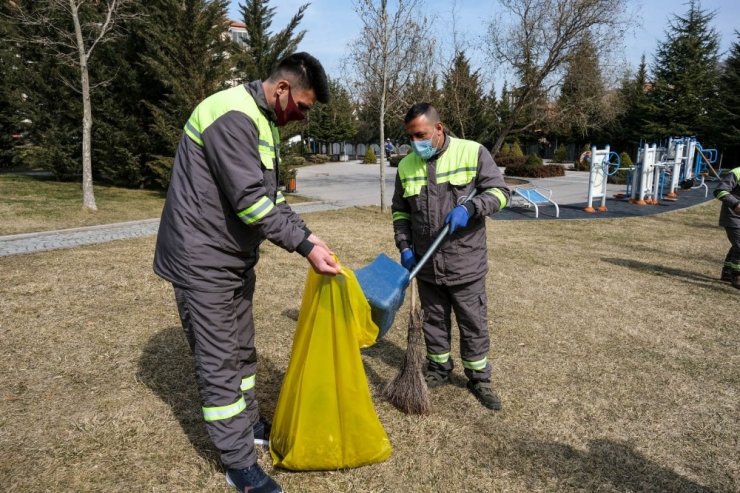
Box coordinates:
[253,416,271,446]
[721,267,733,282]
[225,464,282,493]
[732,273,740,290]
[425,370,450,388]
[467,381,502,410]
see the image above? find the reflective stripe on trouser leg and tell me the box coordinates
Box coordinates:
[171,278,258,469]
[417,278,454,372]
[449,277,492,382]
[726,228,740,272]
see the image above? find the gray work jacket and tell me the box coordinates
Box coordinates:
[153,81,312,292]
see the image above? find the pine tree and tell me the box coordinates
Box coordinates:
[718,33,740,160]
[648,0,721,141]
[238,0,308,81]
[556,37,613,140]
[440,51,486,141]
[135,0,236,187]
[306,79,357,145]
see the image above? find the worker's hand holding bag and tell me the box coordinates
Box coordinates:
[269,262,392,470]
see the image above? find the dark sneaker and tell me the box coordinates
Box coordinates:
[424,369,450,388]
[467,381,502,410]
[732,273,740,290]
[225,464,282,493]
[721,267,733,282]
[253,417,271,446]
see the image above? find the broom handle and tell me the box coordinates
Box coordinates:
[410,277,417,312]
[409,188,478,281]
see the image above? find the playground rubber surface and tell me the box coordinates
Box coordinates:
[494,186,714,221]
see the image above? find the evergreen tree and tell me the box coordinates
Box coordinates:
[306,79,357,144]
[238,0,308,81]
[607,55,655,153]
[718,32,740,162]
[555,36,615,140]
[648,0,721,141]
[440,51,486,141]
[135,0,236,187]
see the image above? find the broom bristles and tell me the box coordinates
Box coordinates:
[382,305,431,415]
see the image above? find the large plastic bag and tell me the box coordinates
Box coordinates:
[269,265,392,470]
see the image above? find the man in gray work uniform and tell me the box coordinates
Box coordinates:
[153,53,339,493]
[392,103,510,411]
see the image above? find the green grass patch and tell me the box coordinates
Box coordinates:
[0,175,314,235]
[0,175,166,235]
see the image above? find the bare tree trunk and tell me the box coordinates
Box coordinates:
[378,0,388,213]
[70,1,97,211]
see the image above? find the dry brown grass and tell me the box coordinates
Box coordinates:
[0,203,737,492]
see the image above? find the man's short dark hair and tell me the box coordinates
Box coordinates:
[269,52,330,103]
[404,103,441,124]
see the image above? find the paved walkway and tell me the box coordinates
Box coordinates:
[0,160,715,256]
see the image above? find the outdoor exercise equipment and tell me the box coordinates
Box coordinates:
[585,145,622,212]
[355,190,478,337]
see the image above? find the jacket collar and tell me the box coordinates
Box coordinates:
[244,80,277,123]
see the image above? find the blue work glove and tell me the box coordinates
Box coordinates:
[444,205,472,234]
[400,248,417,271]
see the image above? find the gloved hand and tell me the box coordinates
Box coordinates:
[444,205,471,234]
[400,248,417,271]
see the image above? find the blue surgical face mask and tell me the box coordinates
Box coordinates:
[411,138,437,160]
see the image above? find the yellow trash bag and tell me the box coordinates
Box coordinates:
[269,265,392,470]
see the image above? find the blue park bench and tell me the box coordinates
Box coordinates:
[511,186,560,218]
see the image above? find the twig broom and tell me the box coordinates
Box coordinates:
[382,278,431,414]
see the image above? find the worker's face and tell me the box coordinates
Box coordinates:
[272,80,315,126]
[405,115,444,149]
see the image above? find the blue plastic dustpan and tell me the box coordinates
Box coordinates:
[355,253,410,338]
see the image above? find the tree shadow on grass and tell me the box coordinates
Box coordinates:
[602,257,734,292]
[499,436,716,492]
[137,326,286,465]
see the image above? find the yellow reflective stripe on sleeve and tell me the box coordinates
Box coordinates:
[426,352,450,363]
[237,196,275,225]
[275,191,286,205]
[393,211,411,222]
[716,191,730,199]
[240,375,255,392]
[729,261,740,270]
[462,357,488,371]
[202,396,246,422]
[485,188,508,210]
[184,120,203,146]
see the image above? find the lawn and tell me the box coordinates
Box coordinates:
[0,203,737,492]
[0,174,313,235]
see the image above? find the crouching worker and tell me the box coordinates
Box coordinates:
[714,166,740,289]
[391,103,510,410]
[153,53,340,493]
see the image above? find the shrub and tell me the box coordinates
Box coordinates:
[505,163,566,178]
[281,155,306,168]
[278,164,297,187]
[510,142,524,157]
[306,153,330,164]
[363,147,377,164]
[499,143,511,156]
[607,169,630,185]
[619,151,633,167]
[494,155,527,168]
[573,159,590,171]
[525,153,543,167]
[553,144,567,163]
[388,154,405,167]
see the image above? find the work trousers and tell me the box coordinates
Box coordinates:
[417,276,492,382]
[724,227,740,272]
[173,269,259,470]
